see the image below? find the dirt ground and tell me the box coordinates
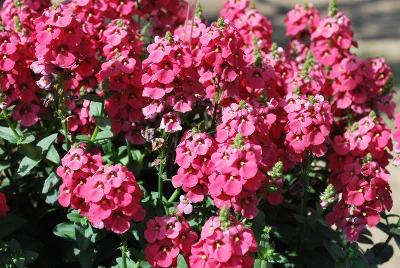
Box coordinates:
[201,0,400,267]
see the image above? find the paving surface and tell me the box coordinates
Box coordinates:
[200,0,400,267]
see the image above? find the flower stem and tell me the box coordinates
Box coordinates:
[210,101,219,131]
[62,118,70,150]
[121,235,128,268]
[2,111,21,140]
[90,125,100,142]
[167,188,181,204]
[157,150,165,204]
[90,103,104,142]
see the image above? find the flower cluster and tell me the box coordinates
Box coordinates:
[174,100,284,219]
[221,0,273,54]
[57,145,145,234]
[173,131,216,202]
[144,216,197,267]
[99,18,146,143]
[195,19,247,104]
[0,26,41,127]
[189,215,257,267]
[142,34,202,133]
[285,3,320,38]
[327,114,393,240]
[283,94,333,162]
[311,10,356,66]
[1,0,50,35]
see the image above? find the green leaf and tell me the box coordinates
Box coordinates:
[376,222,390,234]
[177,254,188,268]
[67,210,84,224]
[89,101,103,117]
[131,150,145,163]
[44,188,59,205]
[75,135,91,142]
[94,130,113,141]
[95,117,112,130]
[0,215,26,239]
[18,134,35,145]
[53,223,76,241]
[0,126,18,143]
[0,161,10,173]
[37,133,58,152]
[253,259,270,268]
[16,156,41,177]
[42,172,59,194]
[46,145,60,164]
[111,256,136,268]
[366,242,394,265]
[357,234,373,244]
[74,247,95,268]
[389,228,400,236]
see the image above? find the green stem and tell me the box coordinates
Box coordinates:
[62,118,70,150]
[210,101,219,131]
[121,235,128,268]
[157,150,165,204]
[2,111,21,140]
[90,126,100,142]
[167,189,181,204]
[90,103,104,142]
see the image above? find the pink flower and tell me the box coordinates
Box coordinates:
[144,217,167,243]
[145,238,180,268]
[160,112,182,133]
[177,195,193,215]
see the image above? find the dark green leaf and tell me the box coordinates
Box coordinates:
[95,130,113,141]
[16,156,41,177]
[46,145,60,164]
[0,126,18,143]
[53,223,76,241]
[366,242,394,264]
[37,133,58,152]
[357,234,374,244]
[95,117,112,130]
[42,172,59,194]
[18,134,35,145]
[376,223,390,234]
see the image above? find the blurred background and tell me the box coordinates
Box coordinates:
[201,0,400,267]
